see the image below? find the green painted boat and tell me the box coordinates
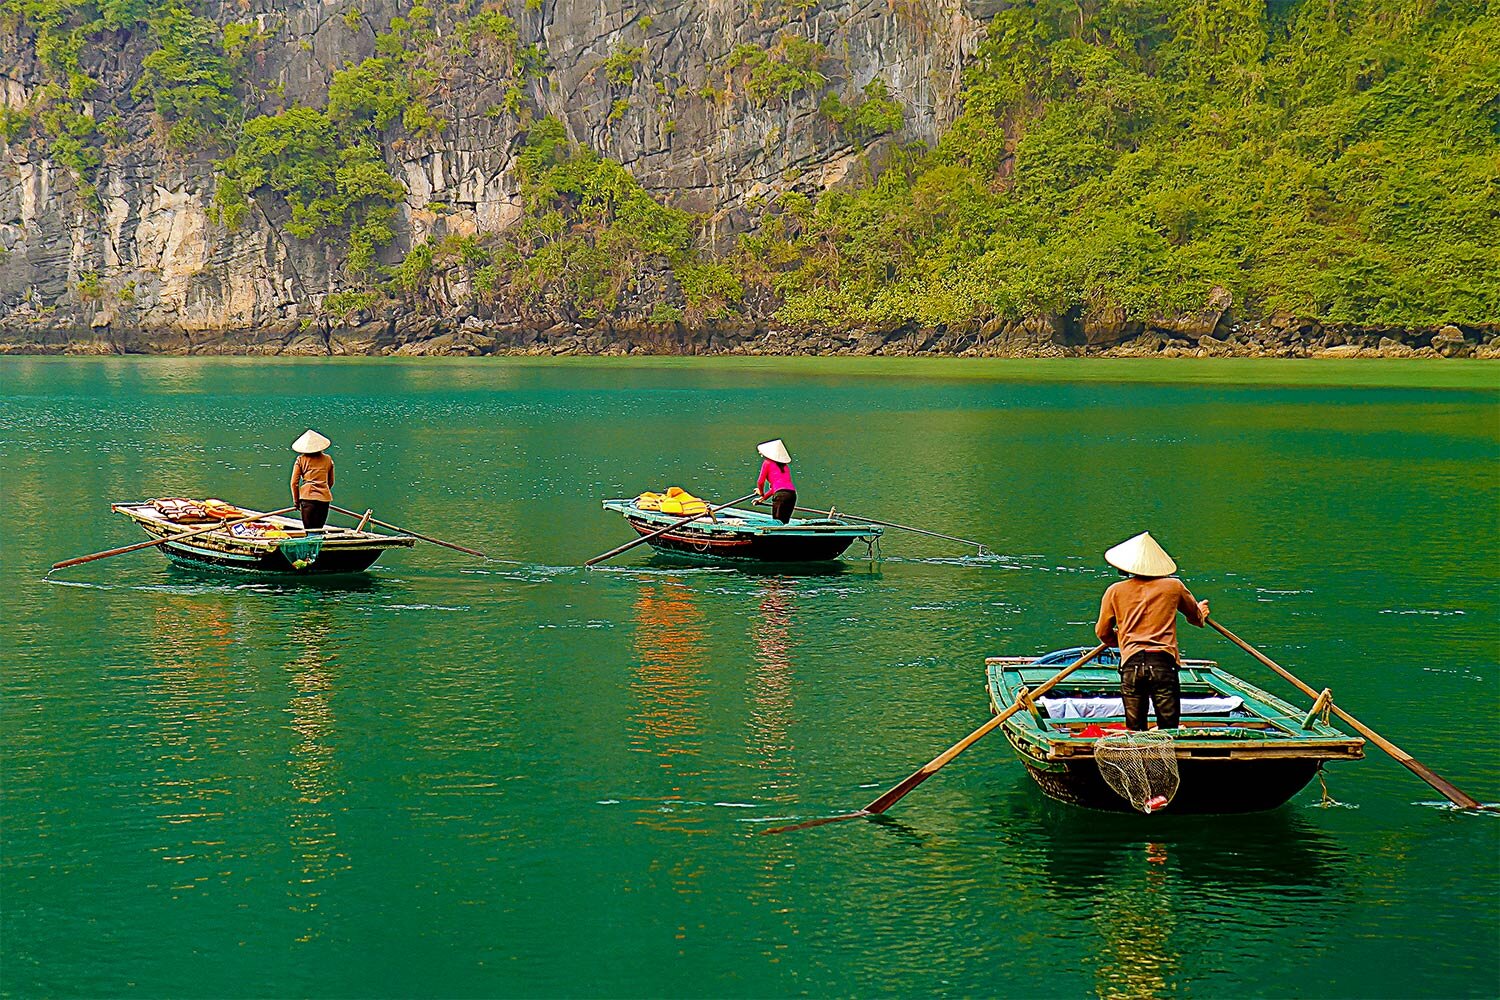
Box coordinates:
[113,501,415,575]
[987,647,1365,813]
[600,498,881,563]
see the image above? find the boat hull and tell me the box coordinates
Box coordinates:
[600,499,881,565]
[1007,733,1323,814]
[625,517,863,563]
[157,538,389,575]
[112,502,415,577]
[987,651,1363,815]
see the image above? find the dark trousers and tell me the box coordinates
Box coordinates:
[770,489,796,524]
[298,499,329,530]
[1120,651,1181,730]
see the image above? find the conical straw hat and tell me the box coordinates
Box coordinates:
[292,429,332,454]
[757,439,791,464]
[1105,532,1177,577]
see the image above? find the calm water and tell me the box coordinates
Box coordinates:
[2,358,1497,998]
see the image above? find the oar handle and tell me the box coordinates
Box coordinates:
[586,493,759,567]
[329,505,488,558]
[862,643,1108,815]
[50,506,299,572]
[1207,617,1483,810]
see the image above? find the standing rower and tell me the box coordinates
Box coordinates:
[290,429,335,531]
[756,439,796,524]
[1094,532,1209,731]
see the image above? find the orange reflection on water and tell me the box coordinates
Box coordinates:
[627,577,713,835]
[628,578,710,760]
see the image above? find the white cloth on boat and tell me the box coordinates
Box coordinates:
[1038,695,1243,719]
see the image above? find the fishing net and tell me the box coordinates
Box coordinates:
[278,535,323,570]
[1095,731,1180,814]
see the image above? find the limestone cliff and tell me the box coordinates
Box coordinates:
[0,0,993,339]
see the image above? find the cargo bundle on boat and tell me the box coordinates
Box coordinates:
[112,499,415,574]
[600,489,881,563]
[987,646,1365,813]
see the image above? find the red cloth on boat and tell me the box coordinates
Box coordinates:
[1078,723,1129,738]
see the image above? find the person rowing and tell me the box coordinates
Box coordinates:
[756,439,796,524]
[289,429,335,531]
[1094,531,1209,731]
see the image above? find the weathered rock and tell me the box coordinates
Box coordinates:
[1196,333,1234,357]
[1431,325,1471,357]
[1378,336,1416,358]
[1,0,995,334]
[1311,344,1362,358]
[1081,303,1142,345]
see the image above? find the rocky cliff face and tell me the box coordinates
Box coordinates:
[0,0,994,337]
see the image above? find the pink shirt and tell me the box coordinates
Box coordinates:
[758,459,795,495]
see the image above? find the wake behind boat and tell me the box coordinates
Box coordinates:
[112,499,415,574]
[600,493,882,564]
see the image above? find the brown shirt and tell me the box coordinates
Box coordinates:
[1096,576,1206,666]
[291,453,334,502]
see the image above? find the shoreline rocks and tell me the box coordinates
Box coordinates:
[2,315,1497,360]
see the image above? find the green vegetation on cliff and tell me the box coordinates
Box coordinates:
[379,0,1495,334]
[752,0,1500,330]
[5,0,1494,333]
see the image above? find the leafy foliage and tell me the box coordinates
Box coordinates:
[752,0,1500,330]
[725,32,828,104]
[819,77,903,142]
[132,1,237,148]
[213,106,404,256]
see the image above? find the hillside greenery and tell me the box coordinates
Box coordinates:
[748,0,1500,330]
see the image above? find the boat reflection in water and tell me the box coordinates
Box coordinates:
[989,790,1351,998]
[748,577,799,805]
[627,576,711,837]
[282,608,349,943]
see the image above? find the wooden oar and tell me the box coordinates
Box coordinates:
[1207,618,1484,810]
[585,493,759,568]
[49,506,298,573]
[763,643,1108,833]
[329,504,488,558]
[777,502,991,555]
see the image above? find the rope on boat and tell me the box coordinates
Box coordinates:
[1317,765,1339,807]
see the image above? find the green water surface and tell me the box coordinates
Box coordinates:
[2,357,1497,998]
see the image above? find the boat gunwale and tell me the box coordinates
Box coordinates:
[112,502,417,552]
[601,499,883,538]
[986,654,1365,763]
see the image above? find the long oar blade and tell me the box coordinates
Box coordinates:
[586,493,758,567]
[761,643,1108,835]
[1208,618,1484,810]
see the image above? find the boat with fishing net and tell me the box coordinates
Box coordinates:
[112,499,415,574]
[987,646,1365,814]
[600,489,882,563]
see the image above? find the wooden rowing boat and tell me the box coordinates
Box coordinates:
[600,499,882,563]
[987,646,1365,813]
[112,501,415,574]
